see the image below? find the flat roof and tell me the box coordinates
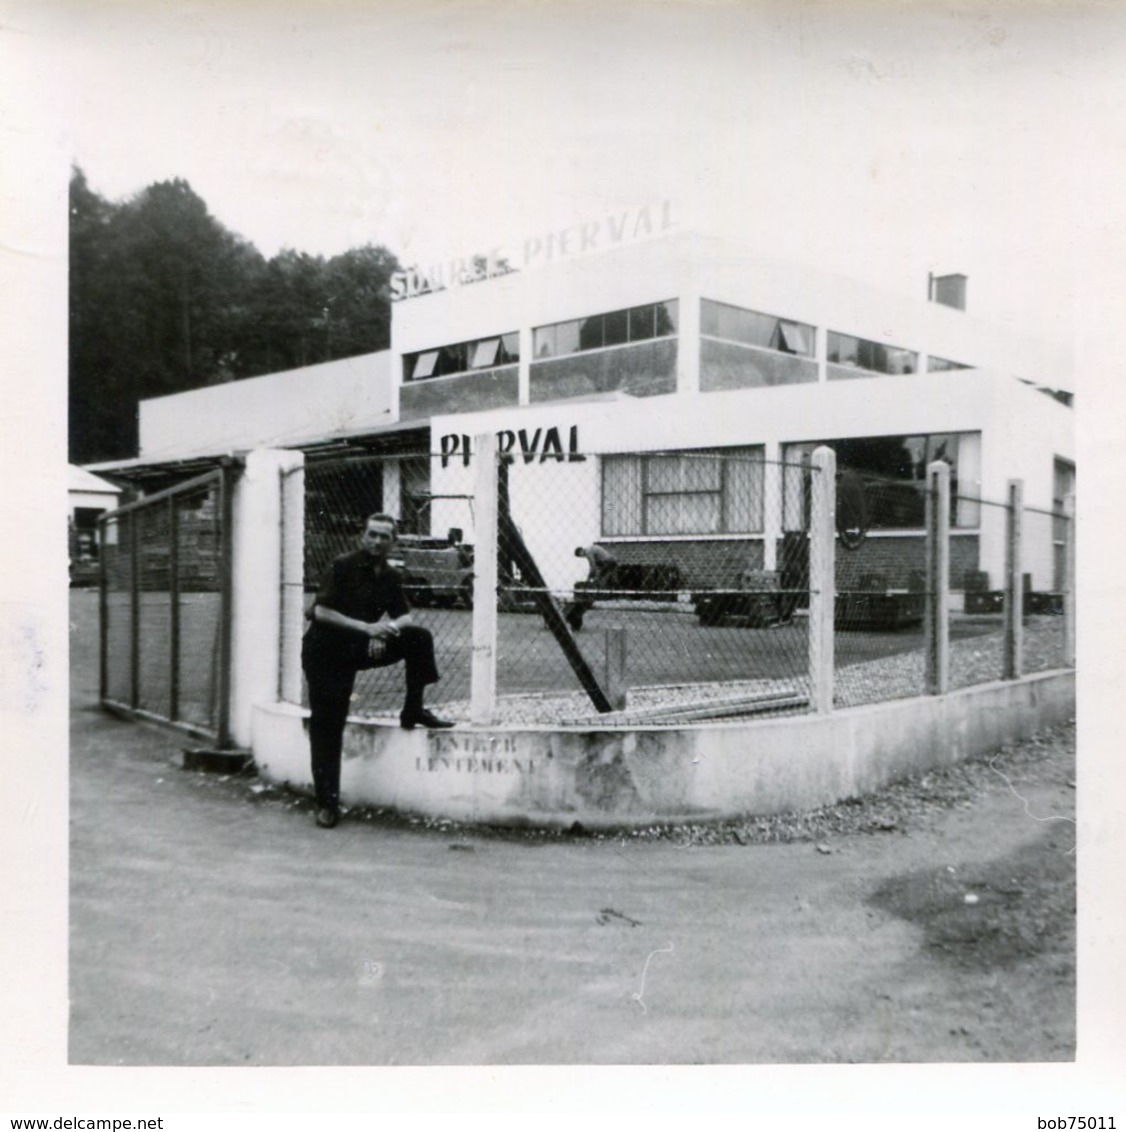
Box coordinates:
[87,419,431,484]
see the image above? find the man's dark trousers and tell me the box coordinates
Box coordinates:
[302,625,440,811]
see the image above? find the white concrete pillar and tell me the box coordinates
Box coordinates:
[470,432,499,724]
[1003,478,1024,679]
[809,446,836,714]
[278,454,307,705]
[925,461,951,695]
[230,448,304,749]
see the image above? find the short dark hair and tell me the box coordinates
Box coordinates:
[365,512,398,533]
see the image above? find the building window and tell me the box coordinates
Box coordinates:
[828,332,917,375]
[533,300,678,359]
[412,350,440,379]
[1052,457,1076,590]
[602,447,764,536]
[700,300,815,357]
[782,433,981,531]
[404,332,519,381]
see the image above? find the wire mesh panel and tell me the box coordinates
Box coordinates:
[135,501,173,718]
[282,444,1077,728]
[297,452,475,717]
[99,469,228,743]
[174,481,224,731]
[1021,503,1068,674]
[100,511,133,707]
[488,450,812,725]
[830,468,930,708]
[949,493,1011,690]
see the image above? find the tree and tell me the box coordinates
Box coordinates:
[113,178,266,393]
[68,167,140,463]
[68,166,402,463]
[320,245,397,358]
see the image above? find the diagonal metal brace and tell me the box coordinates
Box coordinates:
[498,509,614,714]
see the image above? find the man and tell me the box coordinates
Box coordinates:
[301,512,453,829]
[564,542,618,631]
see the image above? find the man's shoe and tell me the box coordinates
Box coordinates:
[315,806,339,829]
[400,707,455,730]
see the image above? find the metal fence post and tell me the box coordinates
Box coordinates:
[1003,478,1024,679]
[216,458,236,748]
[169,495,181,722]
[1063,492,1076,667]
[277,466,287,703]
[471,432,499,725]
[924,461,950,695]
[603,626,628,711]
[809,446,836,713]
[130,511,140,710]
[98,514,108,705]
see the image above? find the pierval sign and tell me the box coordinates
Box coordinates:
[439,425,586,468]
[390,200,674,302]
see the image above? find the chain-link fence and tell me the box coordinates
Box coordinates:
[948,492,1012,691]
[278,444,1074,727]
[831,467,932,708]
[284,452,476,717]
[488,449,814,724]
[100,470,229,742]
[829,471,1074,705]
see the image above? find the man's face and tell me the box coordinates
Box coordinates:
[361,519,395,562]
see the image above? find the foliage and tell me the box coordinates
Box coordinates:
[68,167,401,464]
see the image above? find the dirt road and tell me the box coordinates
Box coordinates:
[69,596,1075,1065]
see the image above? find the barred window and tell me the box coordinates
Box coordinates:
[533,300,678,359]
[700,299,816,358]
[602,447,764,536]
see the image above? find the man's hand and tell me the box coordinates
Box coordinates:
[367,618,401,640]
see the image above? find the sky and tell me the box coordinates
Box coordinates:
[13,0,1125,353]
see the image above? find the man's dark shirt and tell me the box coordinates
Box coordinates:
[303,549,410,670]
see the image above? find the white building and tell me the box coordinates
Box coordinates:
[68,464,123,578]
[96,228,1075,597]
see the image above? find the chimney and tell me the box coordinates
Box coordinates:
[928,272,967,311]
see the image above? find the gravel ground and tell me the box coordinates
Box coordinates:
[633,717,1076,848]
[842,614,1065,704]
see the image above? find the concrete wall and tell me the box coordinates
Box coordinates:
[252,669,1074,828]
